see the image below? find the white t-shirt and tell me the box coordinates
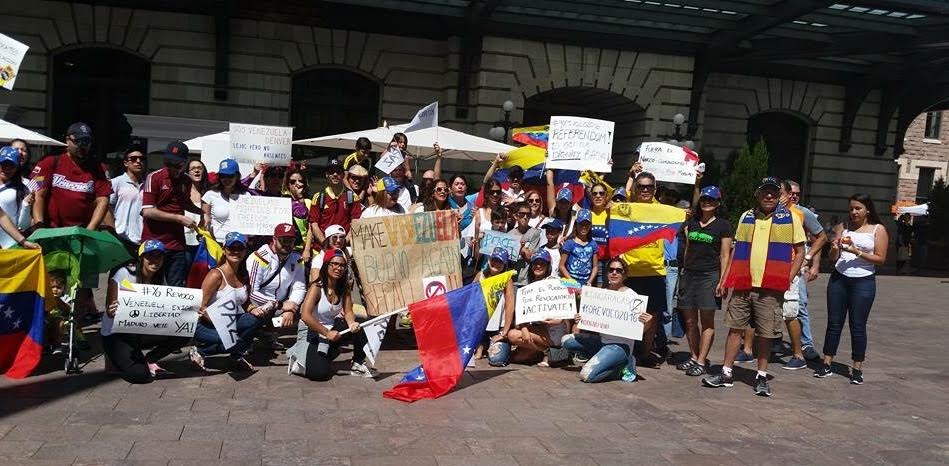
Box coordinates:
[314,287,343,327]
[102,267,136,337]
[362,204,404,218]
[109,173,143,244]
[201,190,242,243]
[395,184,419,214]
[0,180,31,248]
[544,245,561,279]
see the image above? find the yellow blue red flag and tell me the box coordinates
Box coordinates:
[0,249,55,379]
[608,202,686,257]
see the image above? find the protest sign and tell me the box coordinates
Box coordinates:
[515,279,576,324]
[374,147,404,174]
[229,195,292,236]
[112,283,201,337]
[202,138,254,178]
[205,288,243,350]
[0,33,28,90]
[422,275,448,298]
[546,116,614,172]
[403,101,438,133]
[229,123,293,166]
[637,142,700,184]
[577,286,648,341]
[351,210,462,316]
[479,230,520,261]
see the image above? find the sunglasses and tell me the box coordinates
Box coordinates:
[489,190,502,195]
[789,191,801,197]
[125,155,143,162]
[219,173,236,179]
[226,244,247,251]
[434,187,448,193]
[591,191,607,197]
[608,267,624,274]
[516,212,530,217]
[528,198,541,204]
[636,184,656,191]
[349,176,365,182]
[329,234,344,242]
[277,237,296,244]
[289,178,305,185]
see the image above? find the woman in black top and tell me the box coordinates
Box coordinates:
[675,186,733,376]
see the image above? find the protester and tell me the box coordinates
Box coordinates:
[659,187,685,341]
[703,177,806,397]
[815,193,888,385]
[562,257,653,382]
[481,248,521,366]
[141,141,203,286]
[191,232,260,371]
[310,224,351,272]
[202,159,249,243]
[560,208,598,286]
[476,179,504,236]
[108,146,146,255]
[474,208,510,270]
[501,166,526,206]
[288,248,373,380]
[510,203,545,287]
[261,165,286,197]
[184,158,209,261]
[675,186,732,377]
[0,209,37,249]
[895,213,912,274]
[525,191,547,228]
[10,138,29,170]
[307,158,362,253]
[549,186,576,239]
[388,164,418,213]
[102,240,188,383]
[410,177,450,213]
[346,165,370,206]
[283,167,311,253]
[45,271,68,354]
[588,183,610,286]
[342,136,373,174]
[540,220,564,278]
[362,177,405,217]
[247,224,307,337]
[0,146,32,249]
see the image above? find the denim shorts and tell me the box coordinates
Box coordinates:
[676,269,721,311]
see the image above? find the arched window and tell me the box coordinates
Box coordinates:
[747,112,809,183]
[51,47,150,158]
[291,68,381,158]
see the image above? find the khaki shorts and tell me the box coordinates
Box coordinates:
[724,288,784,339]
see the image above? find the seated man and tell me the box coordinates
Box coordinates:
[247,223,307,349]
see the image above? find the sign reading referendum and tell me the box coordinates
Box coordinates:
[229,195,293,236]
[229,123,293,166]
[577,286,648,341]
[637,142,700,184]
[351,211,462,316]
[515,279,576,324]
[112,283,201,337]
[546,116,614,173]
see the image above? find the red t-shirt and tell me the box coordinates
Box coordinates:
[31,153,112,227]
[141,168,192,251]
[308,188,363,236]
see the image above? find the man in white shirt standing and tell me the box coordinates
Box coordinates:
[109,146,146,256]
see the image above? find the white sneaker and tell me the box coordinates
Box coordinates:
[350,361,377,378]
[287,355,304,376]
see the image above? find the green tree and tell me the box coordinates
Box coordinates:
[721,138,770,224]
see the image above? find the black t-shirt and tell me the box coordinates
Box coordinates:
[681,217,734,272]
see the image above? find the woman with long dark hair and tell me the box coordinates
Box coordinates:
[184,158,209,260]
[410,178,450,212]
[0,145,31,248]
[814,193,888,385]
[283,167,311,253]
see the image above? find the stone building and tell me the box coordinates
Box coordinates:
[2,1,948,221]
[895,111,949,204]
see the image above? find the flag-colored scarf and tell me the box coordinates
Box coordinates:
[724,208,794,292]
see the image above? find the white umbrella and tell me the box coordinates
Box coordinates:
[293,124,515,161]
[0,119,65,146]
[182,131,228,153]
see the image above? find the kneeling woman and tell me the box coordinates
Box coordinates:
[103,240,189,383]
[562,258,653,383]
[287,248,373,381]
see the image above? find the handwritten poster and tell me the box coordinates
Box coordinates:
[514,279,576,324]
[112,284,202,337]
[479,230,520,261]
[637,142,700,184]
[350,211,461,316]
[229,123,293,166]
[205,288,243,350]
[577,286,648,341]
[229,195,292,236]
[374,147,404,174]
[0,33,28,90]
[202,138,254,178]
[546,116,614,172]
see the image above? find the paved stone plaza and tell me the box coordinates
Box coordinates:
[1,274,947,465]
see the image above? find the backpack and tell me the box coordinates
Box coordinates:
[315,188,354,212]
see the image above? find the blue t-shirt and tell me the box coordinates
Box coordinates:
[562,239,596,283]
[449,193,479,233]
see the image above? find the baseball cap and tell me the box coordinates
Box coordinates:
[612,187,627,201]
[757,177,781,191]
[66,122,93,142]
[376,176,401,193]
[218,159,239,176]
[348,164,368,177]
[699,185,722,200]
[138,239,166,256]
[0,146,20,165]
[542,219,564,231]
[325,224,346,238]
[326,158,343,173]
[273,223,296,238]
[224,232,248,248]
[575,208,592,223]
[490,247,511,264]
[530,249,551,264]
[164,141,189,163]
[556,187,573,202]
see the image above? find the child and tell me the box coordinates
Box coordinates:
[46,271,70,355]
[559,209,598,286]
[541,219,564,278]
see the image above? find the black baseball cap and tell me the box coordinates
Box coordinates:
[164,141,189,163]
[326,157,343,173]
[757,176,781,191]
[67,122,93,142]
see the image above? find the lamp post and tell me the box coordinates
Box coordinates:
[658,113,691,147]
[490,100,520,143]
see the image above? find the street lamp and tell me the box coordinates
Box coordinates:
[658,112,688,144]
[490,100,521,142]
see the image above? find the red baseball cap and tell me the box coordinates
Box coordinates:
[273,223,296,238]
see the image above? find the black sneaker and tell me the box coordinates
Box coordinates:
[702,372,734,388]
[850,369,863,385]
[813,364,833,378]
[754,375,772,397]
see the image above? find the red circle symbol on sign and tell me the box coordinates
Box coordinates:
[425,280,447,298]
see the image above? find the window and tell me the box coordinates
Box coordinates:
[924,112,942,139]
[916,167,936,201]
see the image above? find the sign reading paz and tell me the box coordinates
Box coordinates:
[0,33,28,90]
[637,142,700,184]
[578,286,648,341]
[515,279,576,324]
[229,123,293,166]
[546,116,614,173]
[351,211,461,316]
[112,283,201,337]
[229,195,292,236]
[205,288,243,350]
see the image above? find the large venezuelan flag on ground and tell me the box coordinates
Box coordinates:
[384,270,514,402]
[607,202,686,258]
[0,249,55,379]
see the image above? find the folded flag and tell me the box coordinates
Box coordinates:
[0,249,55,379]
[608,202,686,257]
[384,270,514,402]
[186,227,223,288]
[512,125,549,149]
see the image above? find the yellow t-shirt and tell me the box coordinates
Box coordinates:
[623,238,666,277]
[748,210,806,287]
[343,151,367,170]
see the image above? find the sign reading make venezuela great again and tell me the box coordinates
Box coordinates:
[350,211,461,316]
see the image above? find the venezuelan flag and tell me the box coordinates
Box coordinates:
[384,270,514,402]
[0,249,55,379]
[511,125,548,149]
[607,202,686,258]
[186,228,223,288]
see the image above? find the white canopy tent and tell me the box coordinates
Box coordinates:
[182,131,228,153]
[0,119,65,146]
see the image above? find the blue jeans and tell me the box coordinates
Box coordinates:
[798,275,814,348]
[487,340,511,367]
[824,272,876,362]
[163,250,190,287]
[665,266,685,338]
[562,333,635,383]
[193,312,263,358]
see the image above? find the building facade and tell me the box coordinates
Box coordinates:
[896,111,948,204]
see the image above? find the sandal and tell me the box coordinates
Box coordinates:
[685,362,708,376]
[676,359,698,371]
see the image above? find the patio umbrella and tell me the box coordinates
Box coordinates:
[182,131,228,153]
[293,124,515,161]
[0,119,65,146]
[28,227,132,280]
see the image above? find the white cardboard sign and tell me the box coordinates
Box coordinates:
[112,284,202,337]
[205,288,243,350]
[637,142,700,184]
[202,139,255,178]
[577,286,648,341]
[229,195,292,236]
[515,279,576,324]
[374,147,404,174]
[546,116,614,172]
[0,33,29,90]
[479,230,520,261]
[229,123,293,166]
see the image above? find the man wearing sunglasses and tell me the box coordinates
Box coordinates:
[248,223,307,332]
[141,141,204,286]
[308,158,363,255]
[108,146,147,257]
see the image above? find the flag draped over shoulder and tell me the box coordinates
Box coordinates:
[608,202,686,258]
[384,270,514,402]
[0,249,55,379]
[187,228,222,288]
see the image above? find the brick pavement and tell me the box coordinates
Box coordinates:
[1,275,948,465]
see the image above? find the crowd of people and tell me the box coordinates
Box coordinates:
[0,121,890,396]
